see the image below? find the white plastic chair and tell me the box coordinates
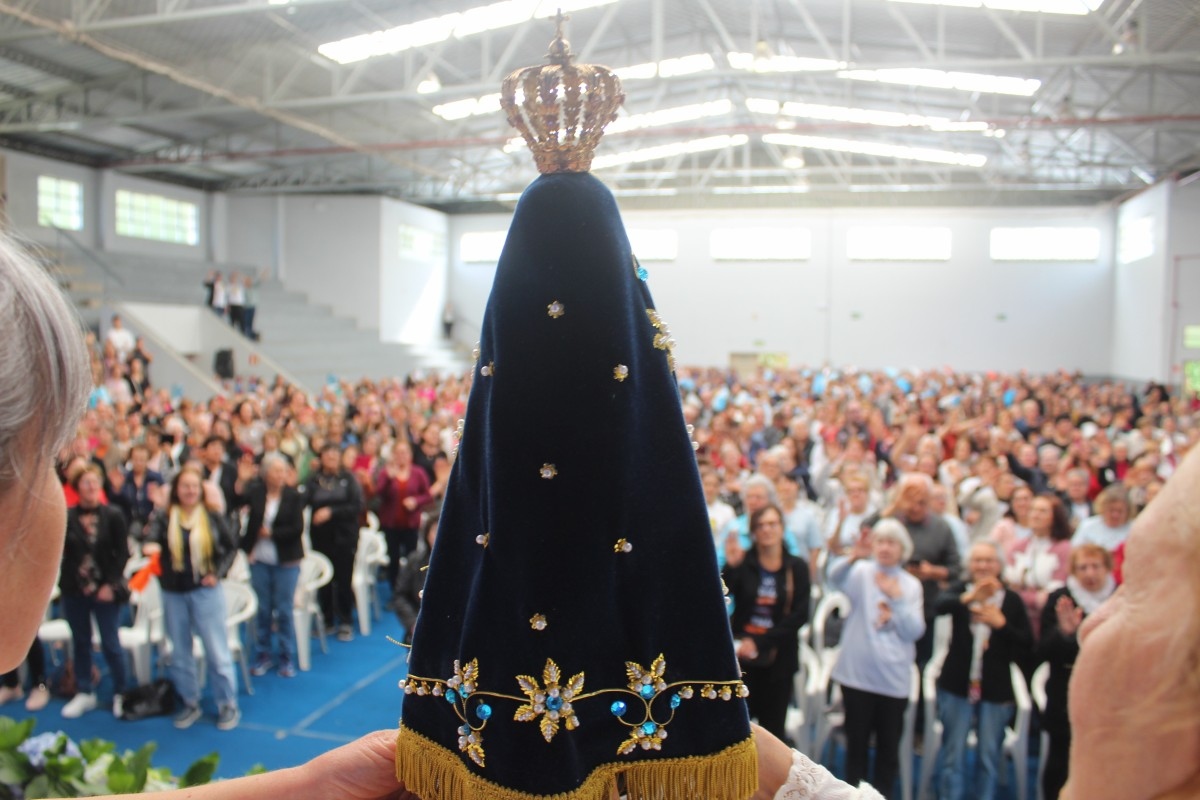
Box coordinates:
[785,642,824,754]
[810,646,844,765]
[812,591,851,665]
[352,529,388,635]
[294,551,333,671]
[897,663,921,800]
[1031,662,1050,800]
[918,616,954,800]
[221,581,258,695]
[118,576,165,685]
[1004,663,1032,800]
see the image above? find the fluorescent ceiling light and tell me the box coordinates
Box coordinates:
[763,133,988,167]
[319,0,616,65]
[712,185,810,195]
[888,0,1102,14]
[727,52,845,73]
[838,67,1040,97]
[417,74,442,94]
[614,53,716,81]
[747,98,995,134]
[607,100,733,134]
[433,92,502,121]
[592,134,749,170]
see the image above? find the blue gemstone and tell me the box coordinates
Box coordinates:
[641,722,657,736]
[639,684,655,700]
[445,690,458,703]
[610,701,627,717]
[476,703,492,721]
[546,696,564,712]
[637,267,649,281]
[670,694,681,709]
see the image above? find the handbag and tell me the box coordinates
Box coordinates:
[117,679,177,721]
[737,563,795,668]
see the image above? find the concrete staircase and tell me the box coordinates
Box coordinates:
[44,239,469,393]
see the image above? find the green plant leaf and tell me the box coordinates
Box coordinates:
[179,752,219,788]
[79,738,115,763]
[244,763,268,776]
[0,718,35,751]
[128,742,157,793]
[107,758,137,795]
[24,774,52,800]
[0,750,31,785]
[45,755,84,782]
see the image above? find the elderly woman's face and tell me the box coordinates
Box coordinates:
[1067,450,1200,799]
[744,485,769,514]
[967,543,1002,583]
[1103,500,1129,528]
[872,534,902,567]
[0,461,67,673]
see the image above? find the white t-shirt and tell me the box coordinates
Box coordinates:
[106,327,136,362]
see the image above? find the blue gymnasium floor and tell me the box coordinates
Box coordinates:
[3,599,1039,797]
[3,608,411,779]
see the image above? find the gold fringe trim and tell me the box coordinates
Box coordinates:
[396,724,758,800]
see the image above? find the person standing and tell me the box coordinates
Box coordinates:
[723,504,811,740]
[305,445,364,642]
[144,466,241,731]
[933,540,1032,800]
[59,466,131,718]
[375,439,432,590]
[829,519,925,797]
[226,271,246,332]
[237,454,305,678]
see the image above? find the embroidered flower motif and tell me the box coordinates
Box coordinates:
[613,364,629,382]
[456,723,486,768]
[547,300,565,319]
[514,659,584,742]
[540,464,557,480]
[530,614,548,631]
[614,538,632,554]
[476,533,490,547]
[481,361,494,377]
[645,309,677,373]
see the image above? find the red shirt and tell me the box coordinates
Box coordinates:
[374,466,433,529]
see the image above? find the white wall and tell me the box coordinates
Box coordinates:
[449,202,1115,374]
[225,194,278,274]
[1111,182,1172,382]
[379,198,449,345]
[1167,177,1200,386]
[281,195,383,331]
[2,149,99,247]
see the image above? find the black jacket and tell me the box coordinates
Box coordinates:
[304,469,364,542]
[60,504,130,597]
[239,482,306,564]
[934,581,1033,704]
[393,544,431,644]
[203,460,242,520]
[145,507,238,593]
[723,549,811,674]
[1037,586,1082,736]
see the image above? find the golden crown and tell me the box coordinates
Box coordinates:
[500,12,625,174]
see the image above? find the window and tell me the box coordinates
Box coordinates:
[710,227,811,261]
[1185,326,1200,350]
[627,229,678,261]
[37,175,83,231]
[115,189,199,245]
[1118,215,1154,264]
[989,227,1100,261]
[846,226,952,261]
[399,224,446,261]
[460,231,507,263]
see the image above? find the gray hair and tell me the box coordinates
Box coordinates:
[742,473,779,506]
[871,518,914,562]
[260,452,289,475]
[0,235,89,487]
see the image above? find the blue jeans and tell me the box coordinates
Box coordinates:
[61,594,127,695]
[162,586,238,709]
[935,688,1012,800]
[250,562,300,666]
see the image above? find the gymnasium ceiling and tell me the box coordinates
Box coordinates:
[0,0,1196,211]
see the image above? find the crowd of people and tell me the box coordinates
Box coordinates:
[1,235,1199,798]
[2,295,1198,794]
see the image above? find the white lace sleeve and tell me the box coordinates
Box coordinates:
[773,750,886,800]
